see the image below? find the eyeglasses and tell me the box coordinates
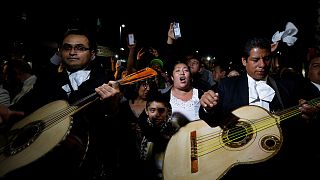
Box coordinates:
[61,44,90,53]
[140,82,150,89]
[142,83,149,89]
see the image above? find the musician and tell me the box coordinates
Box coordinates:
[200,37,320,179]
[2,28,121,180]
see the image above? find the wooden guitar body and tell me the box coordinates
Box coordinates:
[0,100,88,178]
[163,105,283,180]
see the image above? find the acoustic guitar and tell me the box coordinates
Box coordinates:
[0,67,157,177]
[163,97,320,180]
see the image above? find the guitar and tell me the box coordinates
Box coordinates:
[0,67,157,177]
[163,97,320,180]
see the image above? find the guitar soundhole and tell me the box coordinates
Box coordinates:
[260,135,281,151]
[222,121,253,148]
[5,121,45,156]
[266,139,275,147]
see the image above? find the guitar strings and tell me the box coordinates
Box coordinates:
[194,97,320,157]
[0,105,79,154]
[195,109,281,156]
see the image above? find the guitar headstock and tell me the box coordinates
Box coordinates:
[117,67,158,85]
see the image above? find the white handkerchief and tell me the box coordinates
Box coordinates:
[255,81,275,102]
[271,22,298,46]
[249,81,275,103]
[272,31,283,43]
[283,22,298,37]
[282,36,297,46]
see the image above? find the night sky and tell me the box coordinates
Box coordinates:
[0,1,318,64]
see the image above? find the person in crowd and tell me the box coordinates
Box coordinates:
[165,61,201,121]
[1,28,121,180]
[161,60,215,125]
[115,79,158,179]
[306,56,320,96]
[0,87,10,107]
[212,60,228,83]
[138,93,176,180]
[227,69,240,77]
[186,54,215,91]
[136,46,161,71]
[149,58,172,93]
[113,59,127,80]
[162,22,218,124]
[199,59,216,87]
[2,59,37,106]
[200,36,320,179]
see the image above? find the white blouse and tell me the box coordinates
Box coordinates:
[170,88,200,121]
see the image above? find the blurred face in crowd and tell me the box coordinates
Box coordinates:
[308,57,320,84]
[145,101,170,127]
[60,34,95,71]
[242,47,271,81]
[212,65,226,82]
[151,64,162,72]
[138,81,150,100]
[171,63,191,90]
[187,58,200,74]
[227,70,240,77]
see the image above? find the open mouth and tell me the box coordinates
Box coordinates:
[179,76,186,81]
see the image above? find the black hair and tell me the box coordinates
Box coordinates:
[185,53,202,64]
[167,60,191,78]
[213,60,228,72]
[146,92,171,110]
[243,37,272,58]
[5,59,33,75]
[124,79,158,102]
[60,28,97,52]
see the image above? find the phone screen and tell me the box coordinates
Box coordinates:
[128,33,135,45]
[173,22,181,39]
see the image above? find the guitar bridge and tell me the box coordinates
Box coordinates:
[190,130,198,173]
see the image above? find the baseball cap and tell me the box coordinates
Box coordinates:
[149,59,164,69]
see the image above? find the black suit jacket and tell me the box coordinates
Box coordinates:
[211,73,301,123]
[304,80,320,99]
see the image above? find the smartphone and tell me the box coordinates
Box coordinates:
[173,22,182,39]
[116,60,122,66]
[128,33,135,45]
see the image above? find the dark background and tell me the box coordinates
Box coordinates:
[0,1,318,66]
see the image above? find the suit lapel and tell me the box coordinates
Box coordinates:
[239,74,249,105]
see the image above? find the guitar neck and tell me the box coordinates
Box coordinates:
[275,97,320,122]
[70,67,158,112]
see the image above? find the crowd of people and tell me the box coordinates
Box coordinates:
[0,20,319,180]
